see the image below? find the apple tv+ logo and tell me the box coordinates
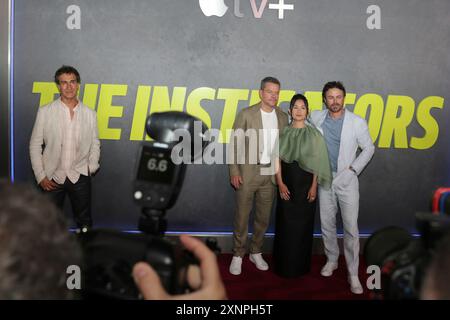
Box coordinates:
[199,0,294,19]
[199,0,228,17]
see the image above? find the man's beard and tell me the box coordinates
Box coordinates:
[329,104,342,112]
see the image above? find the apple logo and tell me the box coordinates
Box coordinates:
[199,0,228,17]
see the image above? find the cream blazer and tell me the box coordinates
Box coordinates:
[29,98,100,184]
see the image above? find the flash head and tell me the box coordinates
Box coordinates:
[146,112,208,162]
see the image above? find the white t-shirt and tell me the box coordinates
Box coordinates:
[260,108,279,164]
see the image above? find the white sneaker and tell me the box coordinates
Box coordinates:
[229,256,243,275]
[348,276,363,294]
[320,261,338,277]
[249,253,269,271]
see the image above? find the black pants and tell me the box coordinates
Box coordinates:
[47,175,92,228]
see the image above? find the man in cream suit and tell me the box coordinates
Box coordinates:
[310,81,374,294]
[29,65,100,232]
[228,77,288,275]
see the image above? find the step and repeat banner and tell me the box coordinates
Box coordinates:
[12,0,450,233]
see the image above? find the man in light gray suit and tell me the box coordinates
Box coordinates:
[310,81,374,294]
[228,77,288,275]
[29,65,100,232]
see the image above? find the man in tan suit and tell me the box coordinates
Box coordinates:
[228,77,288,275]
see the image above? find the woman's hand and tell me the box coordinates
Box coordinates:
[279,183,291,200]
[307,185,317,202]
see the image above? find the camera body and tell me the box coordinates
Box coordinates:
[364,212,450,299]
[133,142,186,235]
[80,229,195,299]
[133,142,185,211]
[81,112,208,299]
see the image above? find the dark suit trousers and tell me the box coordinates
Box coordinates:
[47,175,92,228]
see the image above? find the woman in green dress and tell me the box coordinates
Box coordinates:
[273,94,332,278]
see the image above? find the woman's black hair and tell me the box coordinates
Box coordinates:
[289,93,309,115]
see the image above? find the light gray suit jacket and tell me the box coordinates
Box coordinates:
[309,109,374,177]
[29,98,101,184]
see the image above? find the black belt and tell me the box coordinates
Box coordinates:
[257,163,272,167]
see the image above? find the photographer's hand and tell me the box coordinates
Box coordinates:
[132,234,228,300]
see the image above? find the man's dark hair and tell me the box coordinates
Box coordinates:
[260,77,281,90]
[422,232,450,299]
[0,181,82,299]
[322,81,346,100]
[54,65,81,84]
[289,93,309,115]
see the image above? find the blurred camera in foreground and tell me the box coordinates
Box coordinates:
[80,112,212,299]
[364,212,450,299]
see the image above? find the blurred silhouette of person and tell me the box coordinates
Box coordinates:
[421,232,450,300]
[0,180,82,299]
[0,180,226,300]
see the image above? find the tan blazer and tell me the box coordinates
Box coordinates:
[29,98,101,184]
[228,102,288,185]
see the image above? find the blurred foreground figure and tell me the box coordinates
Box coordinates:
[421,232,450,300]
[0,180,82,299]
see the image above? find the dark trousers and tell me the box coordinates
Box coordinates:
[47,175,93,228]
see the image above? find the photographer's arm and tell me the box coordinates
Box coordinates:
[132,234,228,300]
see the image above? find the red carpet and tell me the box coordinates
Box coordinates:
[218,254,371,300]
